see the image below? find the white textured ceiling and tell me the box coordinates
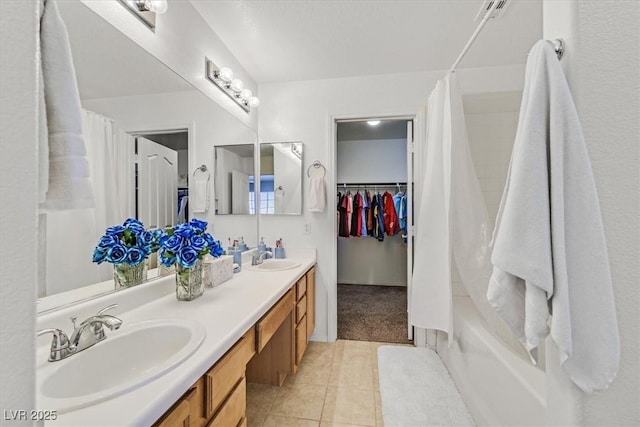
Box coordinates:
[191,0,542,83]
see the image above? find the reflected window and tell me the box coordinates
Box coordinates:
[249,175,275,214]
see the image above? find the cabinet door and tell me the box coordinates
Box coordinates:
[306,266,316,340]
[205,329,255,419]
[295,315,307,366]
[155,386,198,427]
[207,378,246,427]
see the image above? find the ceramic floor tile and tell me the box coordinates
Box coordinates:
[246,411,267,427]
[263,415,320,427]
[285,359,332,386]
[269,383,327,420]
[329,354,375,390]
[320,423,369,427]
[322,387,376,426]
[247,383,281,415]
[374,391,383,427]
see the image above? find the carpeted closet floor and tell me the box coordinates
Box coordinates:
[338,284,412,344]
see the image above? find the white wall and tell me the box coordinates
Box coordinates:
[543,1,640,425]
[83,90,258,248]
[258,65,527,341]
[0,0,38,418]
[337,138,407,184]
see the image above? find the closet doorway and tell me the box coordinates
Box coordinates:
[336,118,413,344]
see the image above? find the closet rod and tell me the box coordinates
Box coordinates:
[337,182,406,187]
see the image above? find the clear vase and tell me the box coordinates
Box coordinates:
[114,262,147,289]
[175,259,204,301]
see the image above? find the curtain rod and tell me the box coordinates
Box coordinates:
[450,1,565,73]
[450,0,501,73]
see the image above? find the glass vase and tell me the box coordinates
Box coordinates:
[114,262,147,289]
[175,259,204,301]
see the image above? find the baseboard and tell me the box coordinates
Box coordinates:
[337,281,407,287]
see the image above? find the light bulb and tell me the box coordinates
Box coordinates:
[240,89,253,101]
[367,120,380,126]
[249,97,260,108]
[218,67,234,83]
[151,0,168,14]
[230,79,244,93]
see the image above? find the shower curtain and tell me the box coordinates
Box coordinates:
[410,73,499,343]
[45,110,135,294]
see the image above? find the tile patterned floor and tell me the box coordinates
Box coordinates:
[247,340,405,427]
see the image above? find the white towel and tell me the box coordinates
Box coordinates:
[307,176,326,212]
[191,179,208,213]
[487,40,619,392]
[39,0,94,210]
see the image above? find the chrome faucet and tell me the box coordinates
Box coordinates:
[251,250,272,266]
[37,304,122,362]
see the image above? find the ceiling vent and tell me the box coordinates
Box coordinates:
[474,0,510,21]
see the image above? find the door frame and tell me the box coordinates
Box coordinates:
[328,111,417,343]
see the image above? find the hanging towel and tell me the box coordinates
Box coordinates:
[487,40,619,392]
[191,179,209,213]
[39,0,94,210]
[308,176,326,212]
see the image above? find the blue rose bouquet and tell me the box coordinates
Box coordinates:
[158,218,223,268]
[92,218,160,266]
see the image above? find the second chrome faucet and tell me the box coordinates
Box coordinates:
[37,304,123,362]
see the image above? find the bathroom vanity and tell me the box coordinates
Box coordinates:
[155,265,316,427]
[35,250,317,426]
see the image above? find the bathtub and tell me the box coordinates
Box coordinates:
[436,296,547,426]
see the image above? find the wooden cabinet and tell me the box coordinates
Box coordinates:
[153,329,254,427]
[155,264,316,427]
[306,267,316,340]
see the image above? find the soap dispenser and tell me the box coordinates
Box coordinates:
[258,237,267,252]
[238,236,248,252]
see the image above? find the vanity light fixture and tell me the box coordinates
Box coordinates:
[118,0,168,30]
[205,58,260,113]
[367,120,381,126]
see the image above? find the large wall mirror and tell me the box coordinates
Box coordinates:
[259,142,303,215]
[39,2,257,312]
[214,145,256,215]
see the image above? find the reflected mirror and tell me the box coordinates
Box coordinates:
[214,145,256,215]
[259,142,303,215]
[39,2,257,312]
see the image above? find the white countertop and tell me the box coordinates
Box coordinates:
[37,249,316,426]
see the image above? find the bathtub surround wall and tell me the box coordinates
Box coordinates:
[542,1,640,425]
[0,0,39,416]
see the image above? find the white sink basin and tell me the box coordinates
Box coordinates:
[250,259,301,271]
[37,318,205,413]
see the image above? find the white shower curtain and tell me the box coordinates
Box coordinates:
[45,110,135,294]
[410,73,495,343]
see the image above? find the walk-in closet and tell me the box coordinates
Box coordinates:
[336,119,412,343]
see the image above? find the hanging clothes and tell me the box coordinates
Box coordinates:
[383,191,401,235]
[350,192,361,236]
[360,192,368,237]
[337,192,349,238]
[366,190,374,235]
[393,191,407,232]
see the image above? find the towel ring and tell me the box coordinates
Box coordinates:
[307,160,326,178]
[193,164,210,181]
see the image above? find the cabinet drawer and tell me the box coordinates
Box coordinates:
[155,385,198,427]
[295,315,307,365]
[205,329,255,419]
[296,276,307,301]
[207,378,246,427]
[296,295,307,324]
[256,288,295,352]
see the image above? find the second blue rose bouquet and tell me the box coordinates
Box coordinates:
[158,218,223,269]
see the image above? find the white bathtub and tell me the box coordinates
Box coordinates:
[436,297,547,426]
